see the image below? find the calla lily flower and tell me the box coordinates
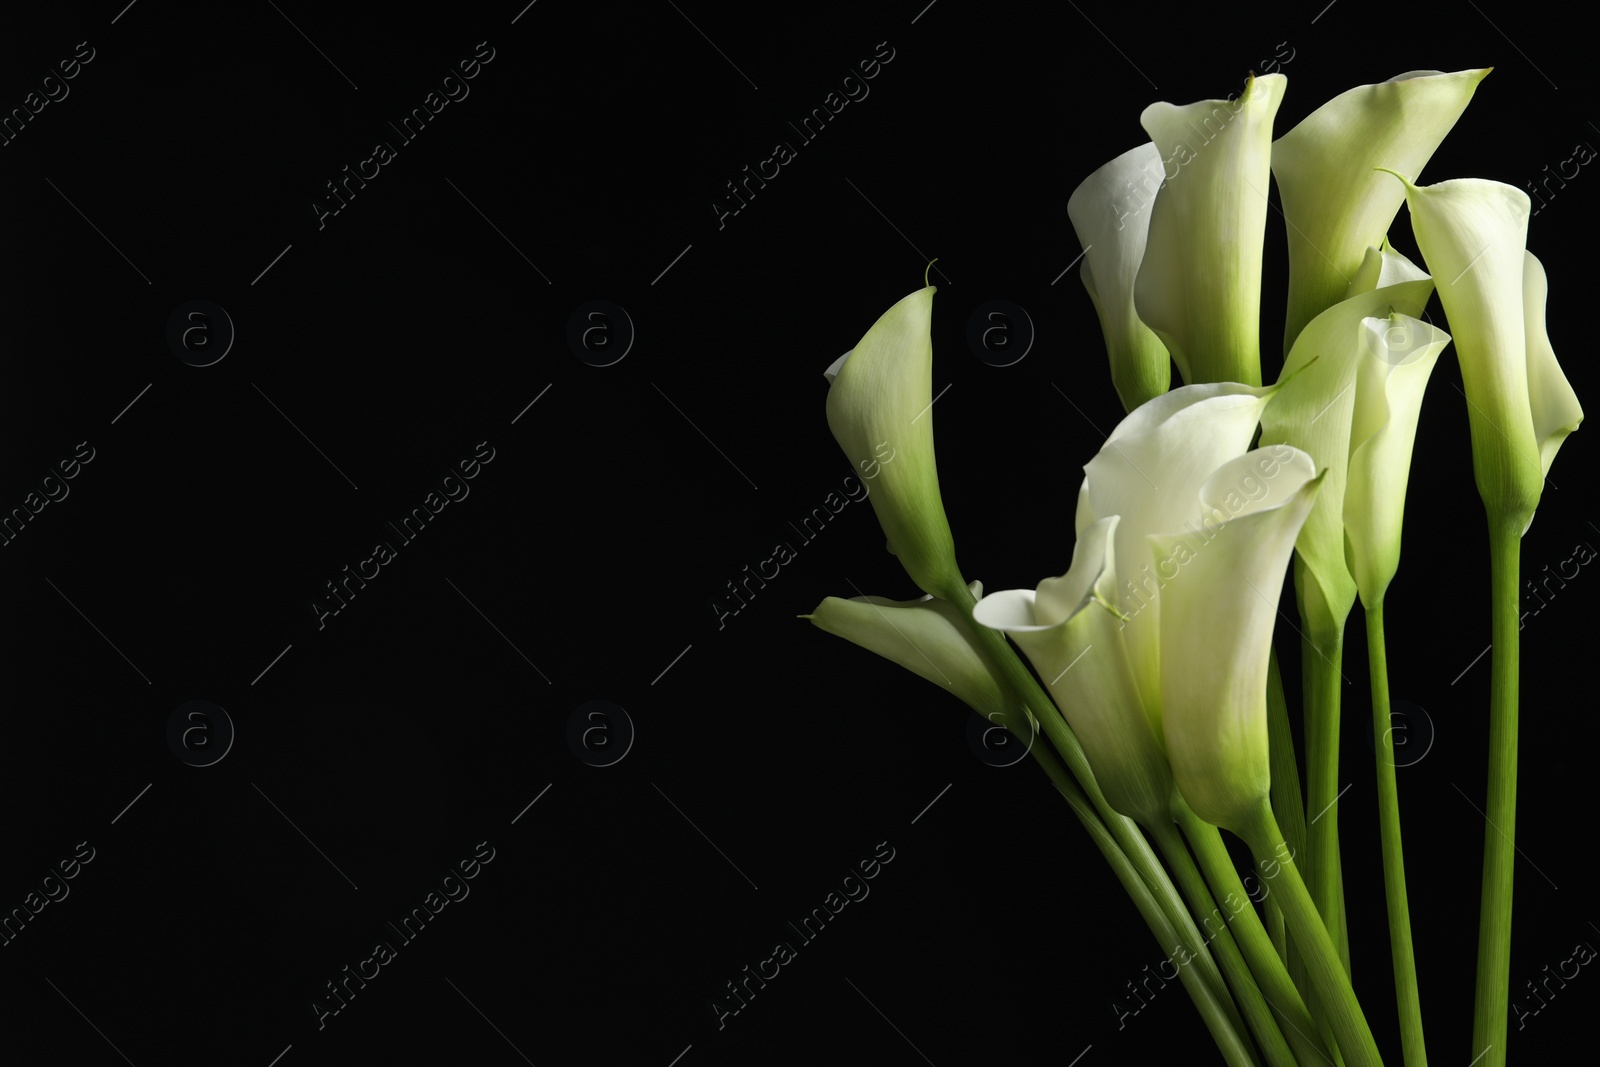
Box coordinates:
[1272,68,1490,352]
[1345,312,1453,606]
[1257,243,1437,632]
[824,286,965,599]
[977,384,1320,828]
[1157,451,1322,831]
[805,581,1011,724]
[1075,382,1278,716]
[1067,142,1172,411]
[973,516,1172,825]
[1134,73,1287,387]
[1385,174,1583,527]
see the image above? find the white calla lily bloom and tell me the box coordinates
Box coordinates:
[1135,73,1287,387]
[1067,142,1172,411]
[1272,68,1489,351]
[977,385,1322,829]
[824,286,965,598]
[1386,174,1583,528]
[973,517,1171,824]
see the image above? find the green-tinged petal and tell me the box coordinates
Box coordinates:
[1258,261,1436,628]
[1080,383,1275,712]
[1391,174,1547,525]
[1155,450,1322,830]
[807,580,1007,721]
[1273,68,1490,351]
[1135,73,1287,386]
[1522,251,1584,481]
[1345,313,1452,605]
[974,518,1172,824]
[1345,238,1432,300]
[1067,142,1172,410]
[825,287,964,597]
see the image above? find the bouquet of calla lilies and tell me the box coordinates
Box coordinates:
[807,69,1581,1067]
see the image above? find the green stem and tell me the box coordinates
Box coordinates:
[1265,643,1304,980]
[1176,800,1334,1067]
[1026,742,1258,1066]
[1367,603,1427,1066]
[1302,623,1351,976]
[948,580,1244,1033]
[1470,517,1522,1067]
[1237,801,1385,1067]
[1150,816,1300,1067]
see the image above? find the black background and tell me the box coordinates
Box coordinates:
[1,1,1595,1064]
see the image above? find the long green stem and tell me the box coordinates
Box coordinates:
[1470,517,1522,1067]
[1302,624,1351,976]
[1025,742,1258,1066]
[1367,603,1427,1065]
[1237,801,1385,1067]
[1176,801,1334,1067]
[1149,817,1299,1067]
